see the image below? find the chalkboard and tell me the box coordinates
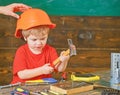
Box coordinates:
[0,0,120,16]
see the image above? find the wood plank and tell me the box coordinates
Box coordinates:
[50,81,94,95]
[0,15,120,85]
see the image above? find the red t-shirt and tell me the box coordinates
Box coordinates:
[11,44,58,84]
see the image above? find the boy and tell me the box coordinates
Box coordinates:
[11,8,70,84]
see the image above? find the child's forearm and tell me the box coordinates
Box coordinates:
[17,67,44,79]
[57,61,68,72]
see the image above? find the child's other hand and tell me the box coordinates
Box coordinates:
[41,63,54,74]
[59,51,70,62]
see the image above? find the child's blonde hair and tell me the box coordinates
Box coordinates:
[22,26,50,38]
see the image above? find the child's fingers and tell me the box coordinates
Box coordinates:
[59,55,70,62]
[60,51,65,56]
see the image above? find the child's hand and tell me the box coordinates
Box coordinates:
[59,51,70,62]
[41,63,54,74]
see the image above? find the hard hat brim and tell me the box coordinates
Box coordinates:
[15,23,56,38]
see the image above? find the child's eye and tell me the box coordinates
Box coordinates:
[32,39,37,41]
[41,38,45,40]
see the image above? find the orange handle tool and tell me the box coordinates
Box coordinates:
[53,49,70,66]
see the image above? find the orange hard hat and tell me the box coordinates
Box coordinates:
[15,8,56,38]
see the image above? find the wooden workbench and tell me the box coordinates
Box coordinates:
[0,70,111,95]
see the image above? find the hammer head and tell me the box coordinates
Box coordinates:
[67,39,77,56]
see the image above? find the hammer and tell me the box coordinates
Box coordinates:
[53,39,77,66]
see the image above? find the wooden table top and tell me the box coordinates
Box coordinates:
[0,70,111,95]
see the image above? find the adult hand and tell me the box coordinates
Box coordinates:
[0,3,31,18]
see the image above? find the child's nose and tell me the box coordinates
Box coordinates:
[37,40,43,45]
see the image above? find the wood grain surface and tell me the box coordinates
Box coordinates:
[0,15,120,85]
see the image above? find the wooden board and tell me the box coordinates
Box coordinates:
[0,15,120,85]
[50,81,94,95]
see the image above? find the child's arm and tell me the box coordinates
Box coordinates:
[17,63,54,79]
[53,44,76,72]
[54,51,70,72]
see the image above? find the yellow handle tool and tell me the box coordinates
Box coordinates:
[53,39,76,66]
[71,72,100,82]
[26,79,44,83]
[53,49,70,65]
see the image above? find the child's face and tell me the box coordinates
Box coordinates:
[26,34,48,53]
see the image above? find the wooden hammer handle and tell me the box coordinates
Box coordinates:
[53,49,70,65]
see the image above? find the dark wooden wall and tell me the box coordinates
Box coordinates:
[0,15,120,85]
